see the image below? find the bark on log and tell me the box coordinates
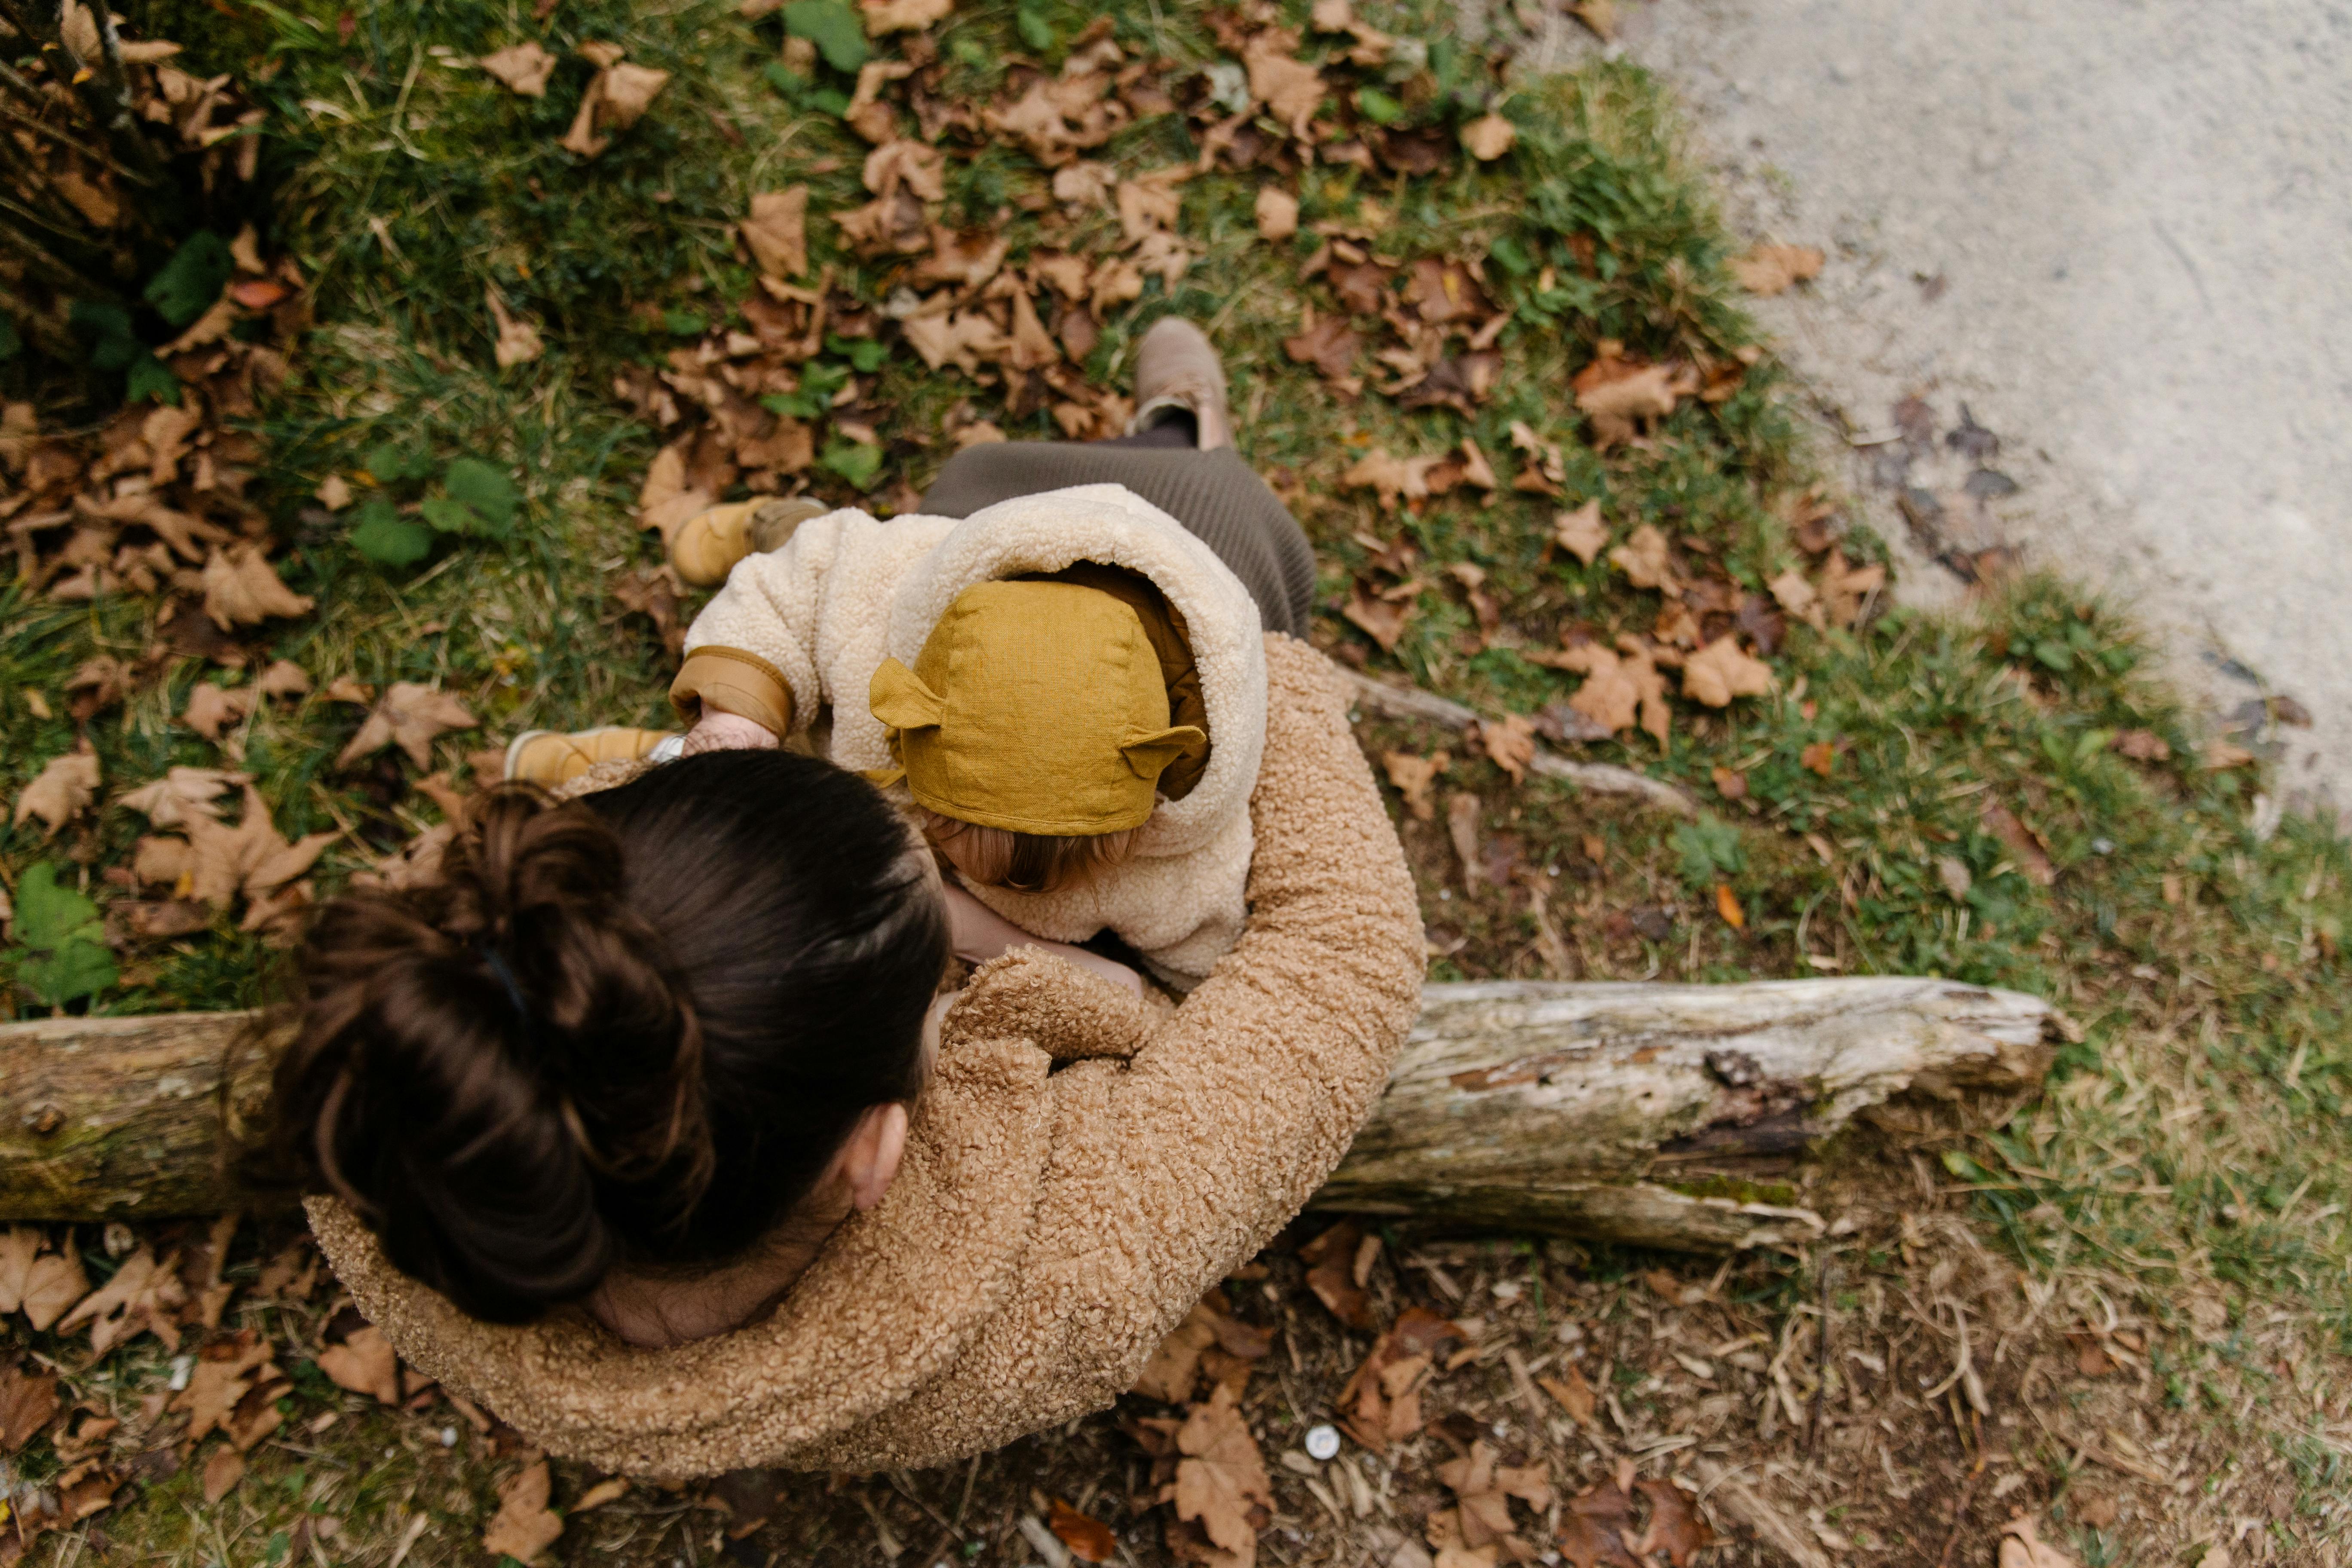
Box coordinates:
[0,978,2059,1250]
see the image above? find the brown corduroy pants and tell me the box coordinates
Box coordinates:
[917,432,1318,640]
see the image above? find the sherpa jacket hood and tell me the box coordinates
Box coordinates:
[306,637,1424,1478]
[674,483,1268,984]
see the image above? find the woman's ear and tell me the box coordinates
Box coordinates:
[836,1101,910,1212]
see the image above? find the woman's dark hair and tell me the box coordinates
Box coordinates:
[270,750,948,1325]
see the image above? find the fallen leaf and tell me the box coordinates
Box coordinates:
[1242,29,1323,139]
[1818,548,1884,628]
[1537,1366,1596,1426]
[1283,314,1362,384]
[902,310,1013,374]
[1800,740,1835,777]
[1680,637,1772,707]
[479,40,557,96]
[863,138,947,200]
[201,1445,247,1503]
[1461,112,1516,160]
[317,1324,401,1405]
[1767,567,1821,629]
[1558,1482,1642,1568]
[1297,1222,1375,1329]
[1175,1383,1272,1555]
[258,659,312,700]
[1569,0,1616,39]
[1607,525,1677,591]
[1381,750,1449,822]
[1554,501,1609,566]
[0,1228,90,1331]
[741,187,810,279]
[1135,1303,1220,1404]
[1728,243,1825,296]
[599,62,670,128]
[1474,713,1538,784]
[1436,1440,1552,1552]
[1336,1308,1466,1451]
[118,766,249,828]
[485,288,544,368]
[65,655,130,720]
[337,682,479,770]
[1577,362,1683,423]
[1447,793,1481,888]
[1342,448,1449,509]
[1937,855,1974,901]
[1982,800,2055,884]
[14,746,102,834]
[2203,738,2256,770]
[58,1246,186,1355]
[574,1478,631,1511]
[1541,643,1671,744]
[1343,580,1415,652]
[2112,729,2171,762]
[1714,883,1745,930]
[1049,1499,1118,1565]
[1254,186,1299,242]
[1632,1479,1713,1568]
[1998,1515,2081,1568]
[182,786,337,911]
[0,1363,60,1452]
[1711,766,1748,801]
[862,0,953,33]
[181,681,258,743]
[484,1457,565,1565]
[200,543,314,632]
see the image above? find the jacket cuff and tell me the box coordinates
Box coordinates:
[671,646,793,736]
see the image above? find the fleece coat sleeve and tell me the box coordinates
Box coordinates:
[806,634,1426,1466]
[673,508,956,751]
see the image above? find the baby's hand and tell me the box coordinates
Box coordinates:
[681,711,779,754]
[941,884,1145,998]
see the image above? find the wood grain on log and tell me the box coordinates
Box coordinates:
[0,978,2058,1249]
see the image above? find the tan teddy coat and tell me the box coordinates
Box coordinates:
[675,483,1269,986]
[307,637,1424,1477]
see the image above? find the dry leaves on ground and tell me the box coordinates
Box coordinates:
[0,1228,91,1332]
[336,682,479,770]
[1679,637,1773,708]
[1335,1307,1466,1451]
[478,40,557,95]
[1381,750,1449,822]
[1530,642,1671,745]
[1554,501,1610,566]
[1297,1221,1378,1329]
[13,746,102,834]
[1727,243,1825,296]
[1430,1439,1552,1561]
[1173,1384,1273,1562]
[317,1324,402,1405]
[1048,1499,1119,1564]
[483,1456,566,1565]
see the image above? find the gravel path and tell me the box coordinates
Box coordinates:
[1557,0,2352,813]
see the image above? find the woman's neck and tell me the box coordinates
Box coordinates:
[583,1194,852,1349]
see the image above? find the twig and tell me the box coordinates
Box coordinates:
[1932,1458,1988,1568]
[1804,1261,1832,1458]
[1691,1461,1831,1568]
[1344,671,1702,817]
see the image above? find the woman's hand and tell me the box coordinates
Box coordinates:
[681,711,779,755]
[941,884,1144,998]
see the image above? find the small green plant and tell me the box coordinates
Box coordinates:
[348,449,523,567]
[1669,817,1745,888]
[6,862,118,1009]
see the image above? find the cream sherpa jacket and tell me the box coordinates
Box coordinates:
[674,483,1267,986]
[307,637,1424,1477]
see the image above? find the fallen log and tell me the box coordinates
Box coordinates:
[0,978,2058,1249]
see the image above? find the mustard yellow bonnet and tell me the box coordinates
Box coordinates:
[869,579,1207,836]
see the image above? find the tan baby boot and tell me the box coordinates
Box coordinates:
[505,726,676,786]
[669,496,830,587]
[1127,317,1233,450]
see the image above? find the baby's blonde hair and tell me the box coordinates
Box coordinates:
[920,811,1139,894]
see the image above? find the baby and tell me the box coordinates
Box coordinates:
[518,481,1268,992]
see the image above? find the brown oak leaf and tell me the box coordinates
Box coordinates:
[0,1228,90,1331]
[200,543,313,632]
[1049,1500,1118,1565]
[1554,501,1609,566]
[741,187,810,279]
[318,1324,402,1405]
[479,40,557,95]
[1607,524,1677,591]
[1381,750,1449,822]
[0,1363,60,1453]
[1727,243,1825,296]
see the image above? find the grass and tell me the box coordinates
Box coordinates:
[3,0,2350,1558]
